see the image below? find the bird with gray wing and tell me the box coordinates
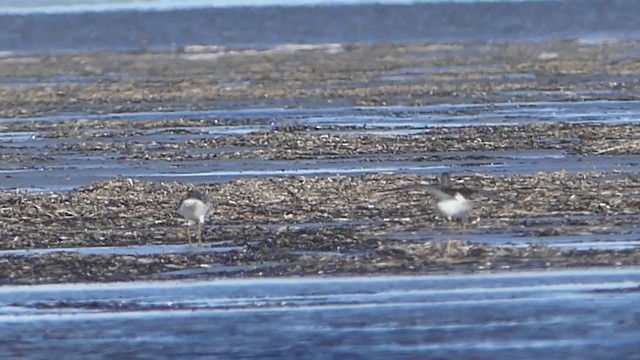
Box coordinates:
[177,190,212,245]
[425,172,475,224]
[383,172,481,253]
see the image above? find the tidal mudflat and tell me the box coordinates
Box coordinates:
[1,41,640,284]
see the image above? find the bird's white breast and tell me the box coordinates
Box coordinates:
[179,199,209,224]
[436,193,473,219]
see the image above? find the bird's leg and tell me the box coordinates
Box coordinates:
[186,226,192,245]
[197,222,203,246]
[446,219,455,256]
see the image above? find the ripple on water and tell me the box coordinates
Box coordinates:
[0,268,640,359]
[0,242,242,257]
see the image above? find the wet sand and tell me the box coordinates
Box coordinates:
[1,41,640,285]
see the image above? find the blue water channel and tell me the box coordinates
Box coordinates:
[1,268,639,359]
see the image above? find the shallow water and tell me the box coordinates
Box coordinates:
[1,269,639,359]
[0,1,638,53]
[2,100,640,192]
[4,100,640,126]
[391,227,640,251]
[0,241,242,257]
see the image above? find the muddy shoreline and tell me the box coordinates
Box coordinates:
[1,172,640,285]
[1,41,640,285]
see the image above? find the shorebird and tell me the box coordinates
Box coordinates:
[384,172,477,252]
[177,190,212,245]
[426,173,475,226]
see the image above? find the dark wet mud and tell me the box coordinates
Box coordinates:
[1,41,640,285]
[1,172,639,285]
[2,41,640,119]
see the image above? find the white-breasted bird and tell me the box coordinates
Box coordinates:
[177,190,211,245]
[425,172,474,223]
[384,173,480,253]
